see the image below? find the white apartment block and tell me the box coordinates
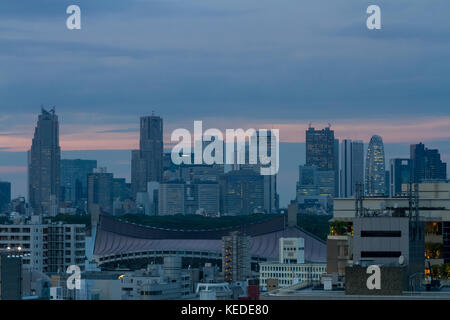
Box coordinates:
[259,237,326,291]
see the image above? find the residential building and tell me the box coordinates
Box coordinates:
[222,232,251,283]
[0,222,86,273]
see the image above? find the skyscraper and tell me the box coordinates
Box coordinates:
[28,107,61,216]
[339,140,364,198]
[132,115,163,198]
[390,158,412,197]
[87,168,113,215]
[305,126,338,197]
[306,126,336,171]
[365,135,386,196]
[351,140,364,195]
[219,170,265,215]
[158,181,185,216]
[60,159,97,204]
[238,131,279,213]
[0,181,11,212]
[410,142,447,183]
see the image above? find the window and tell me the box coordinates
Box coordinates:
[361,251,402,258]
[361,231,401,237]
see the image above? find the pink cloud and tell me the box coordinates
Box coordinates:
[0,166,27,174]
[1,116,450,152]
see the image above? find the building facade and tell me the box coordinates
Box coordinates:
[410,142,447,183]
[0,222,86,273]
[222,232,251,283]
[219,170,265,215]
[389,158,412,197]
[0,181,11,212]
[365,135,386,196]
[305,126,338,197]
[132,115,164,197]
[87,169,114,215]
[28,108,61,216]
[60,159,97,205]
[339,140,364,198]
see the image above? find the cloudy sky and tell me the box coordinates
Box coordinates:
[0,0,449,206]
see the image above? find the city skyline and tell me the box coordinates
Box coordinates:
[1,1,450,206]
[1,109,448,207]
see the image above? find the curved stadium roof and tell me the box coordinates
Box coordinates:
[94,215,326,263]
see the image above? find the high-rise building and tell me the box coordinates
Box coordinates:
[0,182,11,212]
[132,115,164,198]
[305,126,338,197]
[384,170,390,197]
[351,141,364,195]
[237,131,279,213]
[296,165,333,213]
[158,181,185,216]
[340,140,352,198]
[60,159,97,204]
[197,182,220,215]
[390,159,413,197]
[333,138,340,198]
[112,178,132,201]
[365,135,386,196]
[219,170,265,215]
[28,107,61,216]
[410,142,447,183]
[222,231,251,283]
[87,168,113,215]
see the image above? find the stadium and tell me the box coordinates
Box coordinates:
[93,214,327,271]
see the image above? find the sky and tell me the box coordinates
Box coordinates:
[0,0,449,206]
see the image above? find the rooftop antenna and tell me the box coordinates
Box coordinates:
[355,183,364,217]
[308,122,312,129]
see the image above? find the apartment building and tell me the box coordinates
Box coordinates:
[0,222,86,273]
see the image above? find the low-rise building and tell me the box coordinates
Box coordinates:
[259,237,326,291]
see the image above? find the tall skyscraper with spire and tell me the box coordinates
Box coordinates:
[131,114,163,198]
[365,135,386,196]
[28,107,61,216]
